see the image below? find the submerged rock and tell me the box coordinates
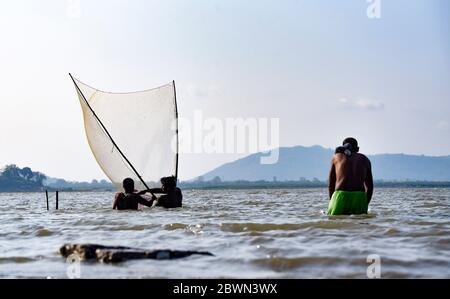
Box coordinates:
[60,244,213,263]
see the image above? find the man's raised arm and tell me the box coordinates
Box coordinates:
[138,188,164,195]
[137,195,157,208]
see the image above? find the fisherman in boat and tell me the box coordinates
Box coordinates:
[139,176,183,209]
[113,178,154,210]
[327,137,374,215]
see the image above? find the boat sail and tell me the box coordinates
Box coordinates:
[70,74,179,191]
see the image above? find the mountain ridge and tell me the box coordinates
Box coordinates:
[198,145,450,182]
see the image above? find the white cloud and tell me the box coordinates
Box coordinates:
[338,98,385,111]
[185,84,220,98]
[436,120,449,131]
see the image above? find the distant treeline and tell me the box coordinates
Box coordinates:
[0,165,114,192]
[0,165,47,192]
[44,178,114,192]
[179,178,450,189]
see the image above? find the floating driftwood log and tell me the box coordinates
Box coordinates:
[60,244,213,263]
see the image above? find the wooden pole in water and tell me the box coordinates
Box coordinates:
[46,190,49,211]
[56,191,59,210]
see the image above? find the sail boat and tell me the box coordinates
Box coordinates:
[70,74,179,191]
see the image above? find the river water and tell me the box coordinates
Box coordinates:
[0,188,449,278]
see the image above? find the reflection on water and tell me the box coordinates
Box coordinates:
[0,188,449,278]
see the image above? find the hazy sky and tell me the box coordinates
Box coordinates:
[0,0,449,181]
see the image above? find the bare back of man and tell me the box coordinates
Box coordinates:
[333,153,371,193]
[328,138,374,215]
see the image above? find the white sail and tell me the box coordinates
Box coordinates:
[71,75,178,190]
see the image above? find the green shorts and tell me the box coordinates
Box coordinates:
[328,191,368,216]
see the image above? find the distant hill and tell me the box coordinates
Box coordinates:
[198,146,450,182]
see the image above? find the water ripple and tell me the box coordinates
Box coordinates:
[0,188,449,278]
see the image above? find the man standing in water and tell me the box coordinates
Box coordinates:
[139,176,182,208]
[328,138,374,215]
[113,178,154,210]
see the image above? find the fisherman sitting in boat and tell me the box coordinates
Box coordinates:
[113,178,154,210]
[139,176,182,209]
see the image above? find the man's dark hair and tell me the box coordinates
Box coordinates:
[161,176,177,190]
[343,137,359,153]
[123,178,135,193]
